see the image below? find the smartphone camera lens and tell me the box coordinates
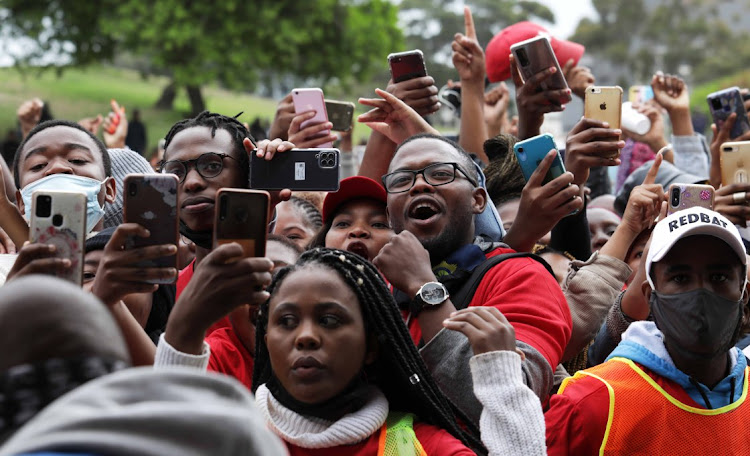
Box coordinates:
[711,98,722,110]
[52,214,64,227]
[671,188,680,207]
[36,195,52,218]
[129,182,137,197]
[516,48,530,67]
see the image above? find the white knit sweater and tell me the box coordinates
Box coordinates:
[254,384,388,449]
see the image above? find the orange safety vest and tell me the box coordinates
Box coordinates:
[559,357,750,456]
[376,412,428,456]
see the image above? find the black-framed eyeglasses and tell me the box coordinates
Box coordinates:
[159,153,237,183]
[382,162,478,194]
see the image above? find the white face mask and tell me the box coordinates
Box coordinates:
[20,174,106,233]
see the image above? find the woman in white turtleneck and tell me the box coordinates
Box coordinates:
[251,248,546,456]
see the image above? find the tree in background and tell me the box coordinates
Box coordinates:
[1,0,403,115]
[399,0,553,84]
[571,0,750,86]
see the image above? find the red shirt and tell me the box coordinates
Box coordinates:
[206,327,254,391]
[285,421,474,455]
[407,247,572,369]
[177,258,229,336]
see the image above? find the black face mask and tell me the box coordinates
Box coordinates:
[650,288,744,361]
[179,219,212,250]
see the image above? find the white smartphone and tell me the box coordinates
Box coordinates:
[292,88,333,148]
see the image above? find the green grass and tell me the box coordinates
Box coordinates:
[0,66,282,158]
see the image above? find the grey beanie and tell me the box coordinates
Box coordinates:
[614,159,706,216]
[104,148,155,228]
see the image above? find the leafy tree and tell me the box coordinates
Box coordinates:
[2,0,403,115]
[399,0,554,84]
[571,0,750,86]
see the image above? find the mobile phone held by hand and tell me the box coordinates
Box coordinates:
[510,36,571,104]
[250,148,340,191]
[292,88,333,148]
[720,141,750,185]
[123,174,179,282]
[106,99,123,135]
[214,189,270,258]
[325,100,355,132]
[388,50,427,83]
[707,87,750,140]
[513,134,565,185]
[30,191,86,286]
[666,184,714,215]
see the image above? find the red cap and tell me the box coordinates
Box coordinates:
[322,176,387,223]
[485,21,585,83]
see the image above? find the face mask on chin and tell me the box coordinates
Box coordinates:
[650,288,744,361]
[20,174,107,233]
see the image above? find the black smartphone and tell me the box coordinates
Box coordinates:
[250,149,340,191]
[325,100,355,132]
[214,189,269,258]
[388,50,427,83]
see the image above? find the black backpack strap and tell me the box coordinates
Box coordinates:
[451,252,554,311]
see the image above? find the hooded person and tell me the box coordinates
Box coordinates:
[545,207,750,455]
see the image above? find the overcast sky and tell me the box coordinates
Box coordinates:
[536,0,596,39]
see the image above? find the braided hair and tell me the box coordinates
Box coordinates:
[163,111,254,186]
[253,248,486,454]
[289,196,323,232]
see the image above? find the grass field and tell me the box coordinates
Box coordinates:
[0,66,287,158]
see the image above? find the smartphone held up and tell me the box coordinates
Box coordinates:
[214,189,270,258]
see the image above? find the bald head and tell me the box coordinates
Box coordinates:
[0,275,130,371]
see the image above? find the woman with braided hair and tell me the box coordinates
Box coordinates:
[252,248,546,456]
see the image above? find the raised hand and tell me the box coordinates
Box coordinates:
[565,117,624,187]
[269,93,295,141]
[623,102,667,154]
[511,56,571,140]
[287,111,337,148]
[651,72,690,113]
[358,88,439,145]
[451,7,485,85]
[385,76,440,117]
[484,82,511,137]
[562,59,595,100]
[503,150,583,252]
[620,154,665,236]
[102,100,128,149]
[709,113,750,188]
[17,98,44,138]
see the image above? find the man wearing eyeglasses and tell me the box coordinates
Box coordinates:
[373,133,572,426]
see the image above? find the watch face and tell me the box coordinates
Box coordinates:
[421,282,447,305]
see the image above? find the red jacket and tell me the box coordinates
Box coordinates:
[285,421,474,455]
[407,247,571,369]
[206,327,254,391]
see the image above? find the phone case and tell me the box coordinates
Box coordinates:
[325,100,355,132]
[510,36,571,103]
[513,134,565,185]
[720,140,750,185]
[250,149,340,191]
[292,88,333,148]
[123,174,179,282]
[214,189,269,257]
[667,184,715,215]
[30,191,86,286]
[708,87,750,140]
[388,50,427,83]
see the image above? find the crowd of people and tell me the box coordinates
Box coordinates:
[1,7,750,455]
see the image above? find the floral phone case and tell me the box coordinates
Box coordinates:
[707,87,750,140]
[30,191,86,286]
[667,184,714,216]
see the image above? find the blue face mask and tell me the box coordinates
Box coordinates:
[20,174,106,233]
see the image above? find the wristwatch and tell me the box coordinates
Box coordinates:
[410,281,450,315]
